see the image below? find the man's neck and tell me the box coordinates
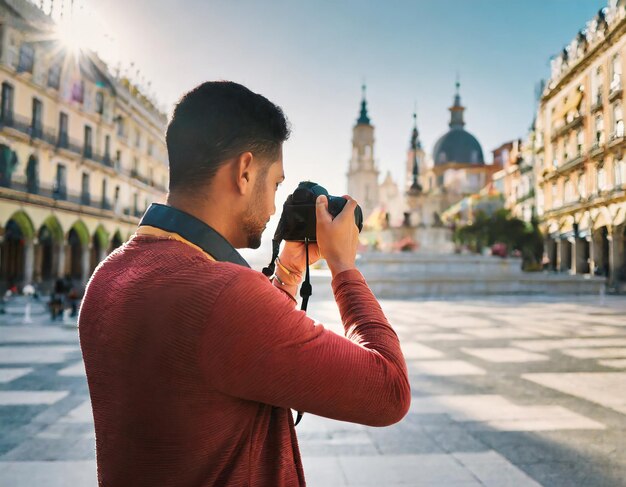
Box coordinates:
[165,193,242,248]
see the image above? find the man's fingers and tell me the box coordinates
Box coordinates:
[316,195,332,223]
[336,197,358,224]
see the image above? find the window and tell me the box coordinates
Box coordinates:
[84,125,93,158]
[147,140,153,157]
[26,155,38,194]
[71,80,84,103]
[54,164,67,200]
[592,66,603,105]
[578,172,586,198]
[116,117,124,137]
[576,129,584,156]
[132,157,139,175]
[133,192,139,215]
[102,135,111,165]
[47,62,61,89]
[1,82,14,123]
[615,159,624,187]
[149,167,154,186]
[597,166,607,193]
[563,138,569,162]
[115,150,121,170]
[611,54,622,91]
[614,103,624,137]
[564,178,574,203]
[17,43,34,73]
[551,182,560,207]
[58,112,68,148]
[81,172,90,205]
[102,178,109,209]
[595,114,604,144]
[95,92,104,115]
[31,98,42,138]
[135,129,141,148]
[552,143,558,167]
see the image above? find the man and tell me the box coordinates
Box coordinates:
[79,81,410,486]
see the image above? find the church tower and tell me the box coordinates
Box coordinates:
[347,84,379,221]
[405,110,425,195]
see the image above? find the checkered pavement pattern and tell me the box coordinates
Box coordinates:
[1,294,625,486]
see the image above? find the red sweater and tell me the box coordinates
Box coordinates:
[78,234,410,486]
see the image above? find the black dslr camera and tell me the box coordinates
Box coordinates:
[275,181,363,242]
[262,181,363,277]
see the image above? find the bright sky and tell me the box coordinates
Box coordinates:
[75,0,606,264]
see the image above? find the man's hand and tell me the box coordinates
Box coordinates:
[278,240,322,281]
[316,194,359,277]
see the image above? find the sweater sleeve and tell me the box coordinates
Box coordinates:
[198,268,411,427]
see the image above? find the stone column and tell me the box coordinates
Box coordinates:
[23,239,35,285]
[56,243,66,278]
[608,226,625,287]
[591,232,603,276]
[33,240,42,283]
[574,238,588,274]
[556,239,565,272]
[81,244,91,285]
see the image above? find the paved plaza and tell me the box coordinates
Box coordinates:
[0,293,625,486]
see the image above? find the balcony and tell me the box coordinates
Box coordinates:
[553,114,584,139]
[591,94,603,112]
[556,154,585,174]
[0,180,139,219]
[608,130,626,147]
[589,141,606,158]
[609,80,623,101]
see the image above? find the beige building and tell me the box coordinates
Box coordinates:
[0,0,168,292]
[536,0,626,288]
[491,138,535,223]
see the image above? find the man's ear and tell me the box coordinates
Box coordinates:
[233,152,254,195]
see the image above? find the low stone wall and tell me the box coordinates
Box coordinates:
[351,252,606,298]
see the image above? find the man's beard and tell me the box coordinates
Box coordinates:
[241,182,268,249]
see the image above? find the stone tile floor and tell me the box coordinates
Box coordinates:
[0,294,625,486]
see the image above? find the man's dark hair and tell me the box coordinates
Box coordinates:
[166,81,290,191]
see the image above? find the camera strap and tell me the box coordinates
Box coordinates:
[139,203,250,268]
[292,238,314,427]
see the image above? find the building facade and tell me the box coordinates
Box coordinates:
[491,138,535,223]
[536,0,626,288]
[0,0,168,291]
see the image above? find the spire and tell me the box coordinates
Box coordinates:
[356,83,371,125]
[410,106,421,150]
[409,109,422,193]
[449,75,465,129]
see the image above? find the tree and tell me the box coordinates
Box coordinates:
[453,210,544,270]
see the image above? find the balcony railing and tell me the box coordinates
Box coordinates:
[0,114,117,170]
[591,93,603,112]
[0,180,140,217]
[609,79,623,101]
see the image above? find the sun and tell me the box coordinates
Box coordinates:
[50,2,118,65]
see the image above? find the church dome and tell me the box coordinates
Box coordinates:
[433,128,484,165]
[433,81,484,166]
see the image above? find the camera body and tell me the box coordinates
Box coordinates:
[274,181,363,242]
